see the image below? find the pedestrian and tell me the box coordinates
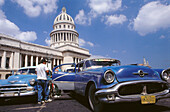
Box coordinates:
[36,58,51,104]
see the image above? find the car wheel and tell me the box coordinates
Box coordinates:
[88,84,103,112]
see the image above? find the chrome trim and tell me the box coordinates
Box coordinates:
[133,70,148,77]
[161,70,169,81]
[95,80,170,103]
[0,84,28,87]
[104,70,115,84]
[0,91,36,97]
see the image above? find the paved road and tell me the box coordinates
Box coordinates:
[0,93,170,112]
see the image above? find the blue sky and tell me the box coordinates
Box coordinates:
[0,0,170,69]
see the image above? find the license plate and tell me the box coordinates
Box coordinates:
[141,95,156,104]
[4,93,14,96]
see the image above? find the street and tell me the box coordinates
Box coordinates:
[0,92,170,112]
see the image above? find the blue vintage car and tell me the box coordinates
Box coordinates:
[52,58,170,111]
[0,66,53,100]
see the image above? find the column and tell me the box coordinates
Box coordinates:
[14,52,20,69]
[60,33,61,41]
[66,33,68,41]
[62,33,64,41]
[25,54,28,67]
[57,33,59,42]
[36,56,39,65]
[68,33,70,41]
[47,59,52,70]
[31,55,33,66]
[55,34,57,42]
[57,59,60,65]
[53,58,56,67]
[10,52,14,69]
[1,51,6,68]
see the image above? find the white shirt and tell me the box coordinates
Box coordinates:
[36,63,49,80]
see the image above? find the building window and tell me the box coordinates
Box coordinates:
[67,16,69,20]
[56,26,57,29]
[68,25,70,28]
[64,25,65,28]
[6,57,10,68]
[59,25,61,28]
[0,56,2,68]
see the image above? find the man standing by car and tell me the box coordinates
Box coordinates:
[36,58,50,104]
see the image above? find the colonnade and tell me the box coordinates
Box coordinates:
[0,50,62,70]
[51,32,78,43]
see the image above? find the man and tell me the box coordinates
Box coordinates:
[36,58,51,104]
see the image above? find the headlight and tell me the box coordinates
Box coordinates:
[161,70,169,81]
[29,79,36,85]
[104,70,115,83]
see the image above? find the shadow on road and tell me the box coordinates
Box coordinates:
[0,96,37,106]
[69,92,170,112]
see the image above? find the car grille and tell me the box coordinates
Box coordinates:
[0,84,28,93]
[118,82,168,96]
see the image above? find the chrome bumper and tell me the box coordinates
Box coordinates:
[0,91,36,98]
[95,80,170,103]
[0,84,37,98]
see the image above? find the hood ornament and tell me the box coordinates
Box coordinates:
[141,85,147,95]
[133,70,148,77]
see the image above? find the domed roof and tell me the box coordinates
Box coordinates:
[54,7,74,25]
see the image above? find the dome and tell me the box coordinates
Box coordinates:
[54,7,74,25]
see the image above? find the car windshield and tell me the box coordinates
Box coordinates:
[16,68,36,75]
[16,69,28,75]
[90,59,120,67]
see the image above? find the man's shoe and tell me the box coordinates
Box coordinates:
[54,95,61,98]
[45,99,52,103]
[38,102,41,104]
[41,101,45,104]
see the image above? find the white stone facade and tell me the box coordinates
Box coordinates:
[0,7,90,79]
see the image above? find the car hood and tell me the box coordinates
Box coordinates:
[5,74,37,85]
[107,65,161,82]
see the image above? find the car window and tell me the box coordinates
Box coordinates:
[54,64,75,73]
[85,60,91,68]
[76,62,84,72]
[16,69,28,75]
[29,68,36,74]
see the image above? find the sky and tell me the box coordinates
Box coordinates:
[0,0,170,69]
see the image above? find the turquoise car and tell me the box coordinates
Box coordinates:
[0,66,52,100]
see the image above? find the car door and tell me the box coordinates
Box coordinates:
[52,63,76,90]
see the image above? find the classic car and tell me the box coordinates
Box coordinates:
[0,66,53,101]
[52,58,170,112]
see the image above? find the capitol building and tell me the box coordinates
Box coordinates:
[0,7,90,79]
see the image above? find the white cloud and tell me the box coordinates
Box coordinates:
[16,31,37,42]
[0,0,4,6]
[88,0,122,15]
[79,38,94,47]
[75,10,91,25]
[0,4,37,42]
[75,0,122,25]
[160,35,165,39]
[45,38,51,46]
[133,1,170,36]
[104,14,127,26]
[87,41,94,47]
[12,0,58,17]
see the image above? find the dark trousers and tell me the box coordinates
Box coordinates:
[37,80,49,102]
